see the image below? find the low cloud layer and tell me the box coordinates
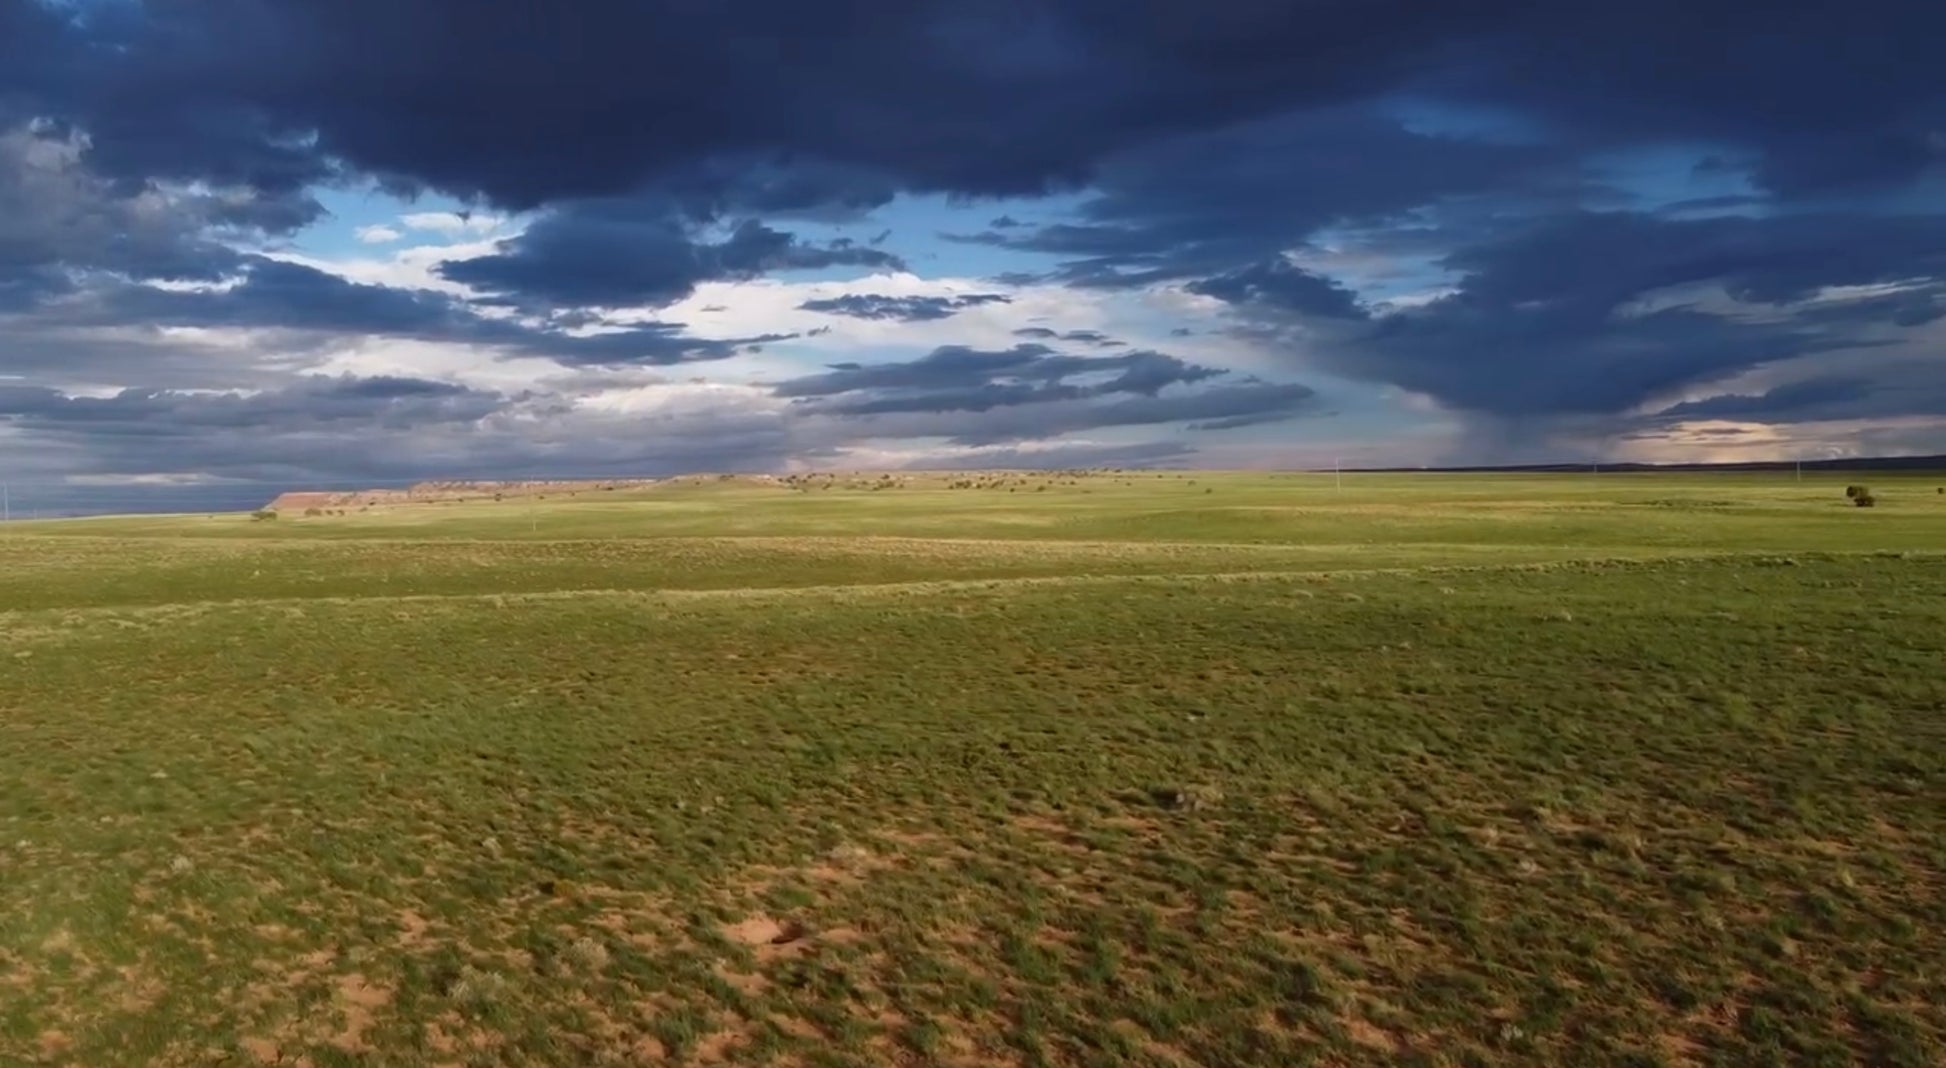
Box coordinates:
[798,293,1010,322]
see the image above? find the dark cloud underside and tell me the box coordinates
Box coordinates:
[798,293,1010,322]
[0,0,1942,499]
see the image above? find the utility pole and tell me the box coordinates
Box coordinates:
[1796,460,1802,483]
[3,483,9,522]
[1334,457,1342,491]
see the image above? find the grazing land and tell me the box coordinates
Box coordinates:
[2,471,1942,1067]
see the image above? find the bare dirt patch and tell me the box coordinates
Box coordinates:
[713,961,769,997]
[329,973,393,1052]
[395,908,432,948]
[723,915,813,960]
[424,1018,461,1055]
[1341,1014,1401,1054]
[114,964,166,1013]
[692,1028,746,1064]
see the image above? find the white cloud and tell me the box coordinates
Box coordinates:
[574,379,786,419]
[1807,278,1935,305]
[354,224,402,244]
[1606,417,1936,464]
[264,235,513,297]
[400,211,506,237]
[639,271,1228,364]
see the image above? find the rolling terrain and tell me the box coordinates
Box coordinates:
[2,471,1942,1067]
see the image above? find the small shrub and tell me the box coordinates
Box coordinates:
[564,937,610,974]
[448,966,511,1011]
[303,507,322,517]
[250,509,278,521]
[1149,784,1224,812]
[1845,484,1868,499]
[1854,493,1877,508]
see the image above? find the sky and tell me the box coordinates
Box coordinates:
[2,0,1944,513]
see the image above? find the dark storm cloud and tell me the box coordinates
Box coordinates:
[44,0,1861,268]
[1655,377,1881,422]
[1448,1,1946,197]
[1093,350,1220,394]
[8,1,1528,208]
[948,106,1580,287]
[1057,330,1122,347]
[1182,211,1946,418]
[900,440,1196,470]
[0,375,505,435]
[1431,212,1946,310]
[648,156,900,222]
[3,0,1943,478]
[0,123,297,290]
[797,292,1011,322]
[442,209,904,309]
[1186,259,1365,319]
[769,342,1309,442]
[9,3,1939,267]
[1010,327,1125,346]
[0,375,809,503]
[881,380,1317,446]
[1648,356,1946,425]
[823,381,1091,416]
[44,258,785,367]
[773,344,1219,402]
[1347,303,1846,417]
[1189,410,1311,432]
[988,271,1048,288]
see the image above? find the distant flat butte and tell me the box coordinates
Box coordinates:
[262,478,659,512]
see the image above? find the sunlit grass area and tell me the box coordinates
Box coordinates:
[3,471,1941,1066]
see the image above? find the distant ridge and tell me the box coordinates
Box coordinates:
[255,457,1946,512]
[264,478,658,512]
[1351,455,1946,474]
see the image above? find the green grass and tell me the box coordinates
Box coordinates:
[2,471,1942,1066]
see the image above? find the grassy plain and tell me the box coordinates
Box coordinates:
[2,470,1942,1067]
